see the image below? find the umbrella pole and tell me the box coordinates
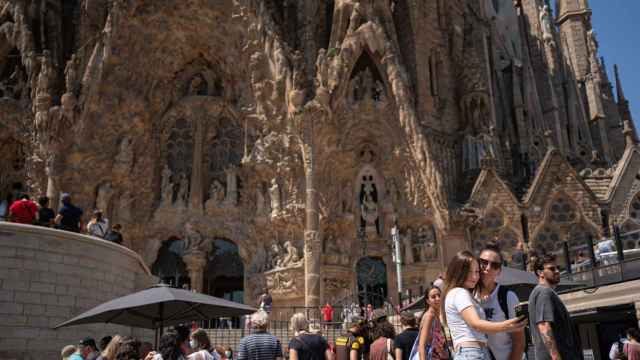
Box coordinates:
[159,302,164,337]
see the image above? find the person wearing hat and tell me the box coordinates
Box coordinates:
[55,193,83,232]
[70,337,99,360]
[335,314,366,360]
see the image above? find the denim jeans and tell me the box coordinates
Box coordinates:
[453,347,490,360]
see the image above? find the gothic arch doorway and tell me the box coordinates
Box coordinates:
[151,237,190,288]
[356,257,387,308]
[203,239,244,303]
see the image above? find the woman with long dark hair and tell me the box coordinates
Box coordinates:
[417,286,449,360]
[442,251,525,360]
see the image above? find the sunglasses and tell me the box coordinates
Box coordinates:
[479,258,502,270]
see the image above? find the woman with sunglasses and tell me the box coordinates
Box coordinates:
[476,243,525,360]
[443,251,526,360]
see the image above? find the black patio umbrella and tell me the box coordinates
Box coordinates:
[54,283,256,345]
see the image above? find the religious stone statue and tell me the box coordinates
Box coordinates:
[115,137,134,171]
[279,241,302,268]
[417,225,437,261]
[96,182,114,217]
[36,50,53,98]
[177,173,189,206]
[269,242,283,269]
[161,164,173,204]
[269,178,281,217]
[187,74,207,96]
[224,166,238,206]
[64,54,78,94]
[402,228,414,264]
[207,180,225,206]
[539,5,554,42]
[340,180,354,215]
[183,222,211,254]
[360,175,379,233]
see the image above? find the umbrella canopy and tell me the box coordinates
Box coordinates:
[54,284,256,330]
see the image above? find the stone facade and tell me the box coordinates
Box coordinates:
[0,222,154,360]
[0,0,637,306]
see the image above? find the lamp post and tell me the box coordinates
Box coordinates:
[391,223,403,306]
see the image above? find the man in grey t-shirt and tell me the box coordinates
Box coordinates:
[528,254,582,360]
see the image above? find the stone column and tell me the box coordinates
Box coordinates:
[190,118,204,211]
[300,112,321,308]
[183,251,207,293]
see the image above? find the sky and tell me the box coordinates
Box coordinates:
[588,0,640,127]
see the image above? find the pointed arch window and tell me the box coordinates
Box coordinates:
[166,118,194,178]
[549,195,577,223]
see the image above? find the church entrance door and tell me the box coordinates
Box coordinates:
[356,257,388,308]
[203,239,244,303]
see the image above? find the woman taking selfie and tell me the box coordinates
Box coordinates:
[443,251,525,360]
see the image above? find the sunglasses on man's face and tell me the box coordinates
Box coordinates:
[479,258,502,270]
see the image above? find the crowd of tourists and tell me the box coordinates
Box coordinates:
[0,192,124,244]
[58,241,640,360]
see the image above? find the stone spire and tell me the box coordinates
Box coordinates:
[615,64,633,122]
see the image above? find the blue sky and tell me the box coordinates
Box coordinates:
[589,1,639,126]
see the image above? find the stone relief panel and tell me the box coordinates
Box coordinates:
[401,224,438,264]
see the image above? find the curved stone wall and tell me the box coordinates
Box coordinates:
[0,222,155,360]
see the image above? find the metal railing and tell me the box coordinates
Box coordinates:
[558,255,640,292]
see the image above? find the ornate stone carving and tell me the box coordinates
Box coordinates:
[36,50,54,99]
[269,178,281,217]
[256,182,268,216]
[160,164,173,205]
[64,54,78,94]
[176,173,189,206]
[115,137,134,172]
[324,234,350,265]
[96,182,114,215]
[224,166,238,206]
[206,179,225,209]
[183,222,212,254]
[539,5,554,43]
[402,228,414,264]
[359,174,379,234]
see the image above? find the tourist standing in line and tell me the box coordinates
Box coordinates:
[258,288,273,313]
[416,286,449,360]
[237,311,283,360]
[476,243,525,360]
[8,194,37,224]
[528,253,582,360]
[36,196,55,226]
[610,328,640,359]
[334,314,366,360]
[70,338,99,360]
[443,251,525,360]
[105,223,124,244]
[114,337,140,360]
[368,316,396,360]
[321,302,334,331]
[288,313,332,360]
[188,328,218,360]
[87,209,109,238]
[55,193,83,232]
[394,312,419,360]
[98,335,123,360]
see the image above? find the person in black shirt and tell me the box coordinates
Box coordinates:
[36,196,55,227]
[394,311,419,360]
[55,193,83,232]
[288,313,331,360]
[104,223,124,245]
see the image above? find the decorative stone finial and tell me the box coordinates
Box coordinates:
[544,130,555,150]
[623,120,637,148]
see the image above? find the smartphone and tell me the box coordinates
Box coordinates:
[515,302,529,320]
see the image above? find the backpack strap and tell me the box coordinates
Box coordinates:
[497,285,510,319]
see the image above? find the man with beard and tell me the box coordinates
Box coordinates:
[528,254,581,360]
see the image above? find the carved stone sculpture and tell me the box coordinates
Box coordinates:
[160,164,173,204]
[177,173,189,206]
[36,50,53,98]
[183,222,211,254]
[64,54,78,94]
[279,241,302,268]
[269,178,281,217]
[539,5,554,42]
[115,137,134,171]
[256,183,267,216]
[207,180,225,207]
